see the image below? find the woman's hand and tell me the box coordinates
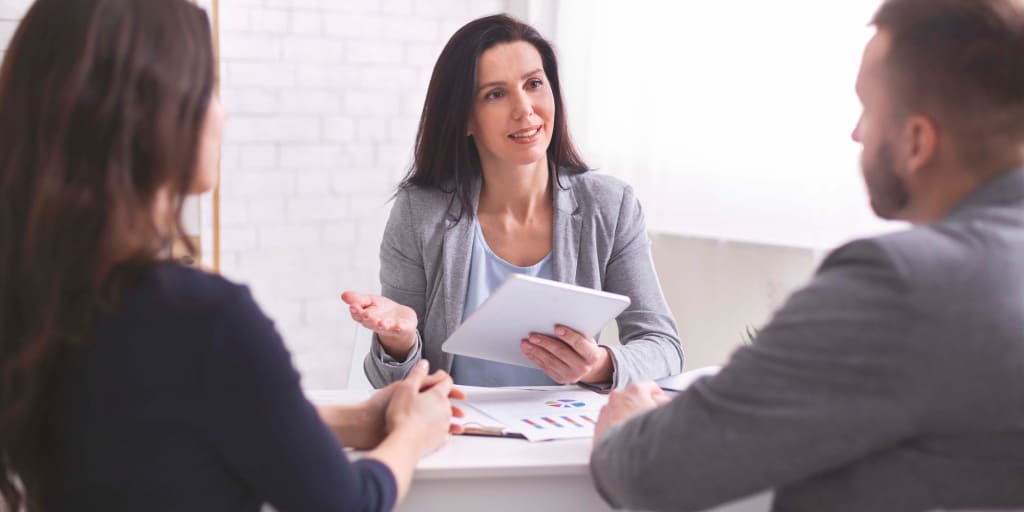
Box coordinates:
[363,362,466,502]
[385,361,465,457]
[341,291,418,360]
[317,365,465,450]
[593,381,671,442]
[520,324,614,384]
[338,364,464,450]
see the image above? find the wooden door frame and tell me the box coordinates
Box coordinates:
[211,0,220,272]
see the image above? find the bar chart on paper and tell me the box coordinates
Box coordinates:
[459,387,609,442]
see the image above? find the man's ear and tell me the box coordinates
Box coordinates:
[903,114,938,175]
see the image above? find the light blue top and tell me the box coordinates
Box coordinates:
[365,172,684,390]
[450,219,557,386]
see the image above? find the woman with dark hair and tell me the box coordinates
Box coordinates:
[343,14,683,389]
[0,0,460,510]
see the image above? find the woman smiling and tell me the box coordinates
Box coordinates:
[343,14,683,389]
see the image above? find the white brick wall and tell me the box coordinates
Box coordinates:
[0,0,31,56]
[0,0,29,19]
[0,19,15,54]
[0,0,510,389]
[219,0,506,388]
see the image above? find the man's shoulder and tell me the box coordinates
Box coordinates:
[825,214,1023,295]
[871,172,1024,271]
[823,226,960,280]
[889,213,1013,263]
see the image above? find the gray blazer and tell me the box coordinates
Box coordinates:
[363,172,684,389]
[590,167,1024,512]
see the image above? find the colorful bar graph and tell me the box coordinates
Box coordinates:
[561,416,584,427]
[521,419,544,430]
[541,416,564,428]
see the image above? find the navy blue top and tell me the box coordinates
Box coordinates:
[50,264,397,511]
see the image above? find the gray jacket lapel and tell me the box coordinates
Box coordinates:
[438,180,479,372]
[552,176,582,284]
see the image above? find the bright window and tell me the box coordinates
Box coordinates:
[554,0,900,249]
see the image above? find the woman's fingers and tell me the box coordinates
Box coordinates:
[403,360,429,388]
[340,290,373,308]
[526,334,586,367]
[554,325,600,363]
[343,293,417,338]
[427,375,453,400]
[519,327,609,383]
[448,386,466,401]
[350,305,393,331]
[344,292,381,328]
[521,339,574,383]
[420,369,457,391]
[424,371,465,401]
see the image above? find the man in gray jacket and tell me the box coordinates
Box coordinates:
[589,0,1024,511]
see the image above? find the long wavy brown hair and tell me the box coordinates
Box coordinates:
[400,14,588,221]
[0,0,214,509]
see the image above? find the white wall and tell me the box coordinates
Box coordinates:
[0,0,869,386]
[217,0,506,388]
[0,0,30,57]
[649,235,817,370]
[554,0,902,250]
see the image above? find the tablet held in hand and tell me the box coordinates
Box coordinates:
[441,275,630,367]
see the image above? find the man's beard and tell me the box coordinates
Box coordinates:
[862,139,911,220]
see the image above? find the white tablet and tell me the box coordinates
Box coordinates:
[441,274,631,367]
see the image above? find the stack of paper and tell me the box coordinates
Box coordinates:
[456,386,609,442]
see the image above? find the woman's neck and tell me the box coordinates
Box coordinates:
[478,158,551,222]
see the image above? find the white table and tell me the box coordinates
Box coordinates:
[307,388,772,512]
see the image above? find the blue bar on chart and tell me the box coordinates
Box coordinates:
[541,416,564,428]
[518,415,597,430]
[561,416,584,427]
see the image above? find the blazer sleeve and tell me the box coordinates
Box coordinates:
[589,239,923,512]
[601,185,685,388]
[363,189,428,388]
[203,285,397,512]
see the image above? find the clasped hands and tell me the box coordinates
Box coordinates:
[341,291,613,385]
[321,360,466,454]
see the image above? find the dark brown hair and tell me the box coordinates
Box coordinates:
[400,14,588,220]
[872,0,1024,165]
[0,0,214,508]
